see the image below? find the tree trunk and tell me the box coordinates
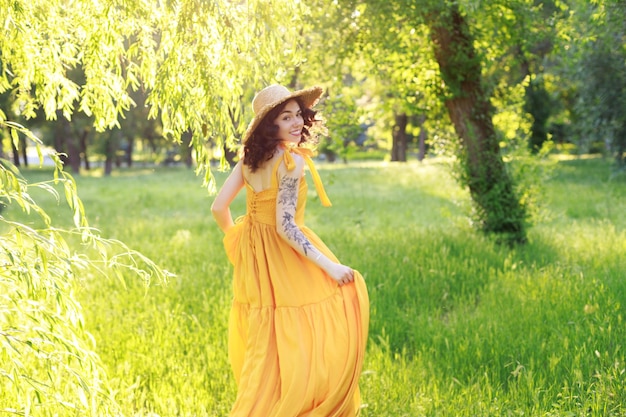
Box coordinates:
[524,79,551,153]
[181,130,194,168]
[104,154,113,175]
[617,124,626,166]
[0,129,6,160]
[11,138,20,166]
[416,114,427,162]
[53,122,69,168]
[125,137,134,167]
[289,64,301,90]
[391,113,408,162]
[53,111,79,172]
[67,130,81,173]
[224,143,237,165]
[79,130,90,170]
[20,137,28,167]
[428,5,526,243]
[104,131,119,176]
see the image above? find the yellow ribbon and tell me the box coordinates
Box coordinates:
[281,143,332,207]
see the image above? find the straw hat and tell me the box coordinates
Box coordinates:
[242,84,324,143]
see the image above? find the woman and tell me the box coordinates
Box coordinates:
[212,84,369,416]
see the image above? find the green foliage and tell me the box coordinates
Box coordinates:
[550,0,626,163]
[575,45,626,163]
[1,122,172,415]
[524,79,552,152]
[464,159,529,245]
[1,0,312,185]
[320,89,366,162]
[346,0,447,153]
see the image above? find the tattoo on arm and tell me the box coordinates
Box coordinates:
[277,176,315,255]
[277,177,298,208]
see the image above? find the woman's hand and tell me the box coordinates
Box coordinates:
[325,262,355,286]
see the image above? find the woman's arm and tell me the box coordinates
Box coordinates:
[275,155,354,286]
[211,160,245,233]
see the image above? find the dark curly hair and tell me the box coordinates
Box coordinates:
[243,98,318,172]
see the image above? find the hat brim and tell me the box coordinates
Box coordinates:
[242,86,324,144]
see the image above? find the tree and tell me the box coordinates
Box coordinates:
[320,87,367,163]
[335,0,528,242]
[427,4,527,242]
[0,121,174,415]
[558,0,626,164]
[0,88,29,167]
[477,1,563,154]
[327,1,441,163]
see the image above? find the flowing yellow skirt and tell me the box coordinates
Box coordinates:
[224,215,369,417]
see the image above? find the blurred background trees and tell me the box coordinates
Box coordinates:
[1,1,624,235]
[562,0,626,165]
[2,0,624,170]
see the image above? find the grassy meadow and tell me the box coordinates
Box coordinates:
[12,156,626,416]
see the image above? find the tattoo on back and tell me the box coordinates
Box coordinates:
[278,176,314,255]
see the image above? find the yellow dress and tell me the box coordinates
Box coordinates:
[223,147,369,417]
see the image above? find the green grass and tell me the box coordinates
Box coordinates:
[8,156,626,416]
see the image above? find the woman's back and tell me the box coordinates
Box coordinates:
[242,150,286,194]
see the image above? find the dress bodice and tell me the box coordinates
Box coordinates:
[242,145,331,227]
[244,179,307,226]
